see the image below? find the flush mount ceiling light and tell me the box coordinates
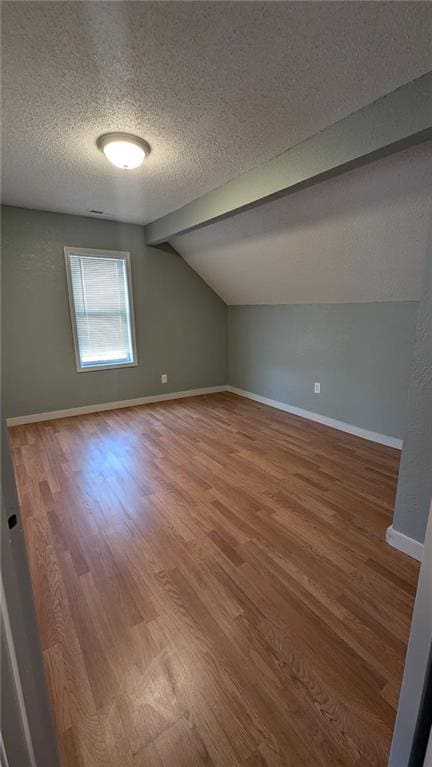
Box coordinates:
[96,132,151,170]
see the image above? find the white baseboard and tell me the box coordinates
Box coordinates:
[386,525,424,562]
[6,385,227,426]
[227,385,403,449]
[7,384,404,454]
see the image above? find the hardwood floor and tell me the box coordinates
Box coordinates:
[10,392,419,767]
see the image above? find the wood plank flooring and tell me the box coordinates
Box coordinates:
[10,392,419,767]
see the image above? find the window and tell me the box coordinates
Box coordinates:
[64,247,137,371]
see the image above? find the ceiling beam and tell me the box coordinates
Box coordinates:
[144,72,432,245]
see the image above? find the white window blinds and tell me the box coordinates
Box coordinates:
[65,249,137,371]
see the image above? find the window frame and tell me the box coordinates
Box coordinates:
[64,246,138,373]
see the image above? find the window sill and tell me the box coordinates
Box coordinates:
[76,361,138,373]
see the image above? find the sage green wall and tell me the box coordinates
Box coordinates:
[3,207,428,541]
[228,302,419,440]
[1,206,227,418]
[392,216,432,544]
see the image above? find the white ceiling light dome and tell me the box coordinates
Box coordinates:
[96,133,151,170]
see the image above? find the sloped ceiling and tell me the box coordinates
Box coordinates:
[2,1,432,224]
[172,143,432,305]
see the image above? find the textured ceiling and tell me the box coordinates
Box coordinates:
[172,143,432,305]
[2,1,432,225]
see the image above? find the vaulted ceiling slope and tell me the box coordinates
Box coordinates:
[2,1,432,225]
[172,142,432,305]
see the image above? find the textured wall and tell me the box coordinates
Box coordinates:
[228,302,419,439]
[393,215,432,544]
[1,206,227,418]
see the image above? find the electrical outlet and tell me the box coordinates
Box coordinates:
[314,382,320,394]
[161,373,167,384]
